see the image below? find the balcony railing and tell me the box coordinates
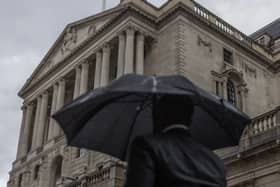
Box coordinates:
[240,106,280,151]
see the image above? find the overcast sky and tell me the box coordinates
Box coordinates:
[0,0,279,186]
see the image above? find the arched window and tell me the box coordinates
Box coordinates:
[212,69,247,112]
[227,80,236,106]
[49,156,63,187]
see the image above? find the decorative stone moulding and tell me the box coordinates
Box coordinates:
[197,35,212,52]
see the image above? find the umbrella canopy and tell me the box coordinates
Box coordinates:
[53,74,251,161]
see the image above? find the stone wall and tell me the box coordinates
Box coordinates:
[156,16,276,117]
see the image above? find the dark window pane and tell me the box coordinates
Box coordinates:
[227,80,236,105]
[223,48,233,64]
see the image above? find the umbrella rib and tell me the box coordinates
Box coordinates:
[122,96,151,160]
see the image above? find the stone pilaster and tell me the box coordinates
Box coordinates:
[100,45,111,87]
[31,96,42,150]
[36,91,49,148]
[80,61,89,95]
[136,33,145,74]
[21,103,34,154]
[222,78,228,100]
[124,28,135,74]
[54,79,66,137]
[73,66,81,99]
[117,34,126,78]
[48,84,58,140]
[94,51,102,88]
[16,106,27,159]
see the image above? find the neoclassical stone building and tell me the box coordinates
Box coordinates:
[8,0,280,186]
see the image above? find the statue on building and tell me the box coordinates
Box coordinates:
[61,27,77,55]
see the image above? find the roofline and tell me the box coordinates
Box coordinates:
[18,1,277,97]
[18,5,125,96]
[250,18,280,39]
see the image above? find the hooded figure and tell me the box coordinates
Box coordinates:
[125,95,227,187]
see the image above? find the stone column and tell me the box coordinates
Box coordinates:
[124,28,135,74]
[54,79,66,137]
[100,45,111,87]
[80,61,89,95]
[136,33,145,74]
[16,106,27,159]
[73,65,83,158]
[117,34,126,78]
[21,103,34,154]
[48,84,58,140]
[73,66,81,99]
[36,92,49,148]
[94,51,102,88]
[222,78,228,100]
[31,96,42,150]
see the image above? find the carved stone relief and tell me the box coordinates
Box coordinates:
[61,27,77,55]
[88,24,97,35]
[239,58,257,78]
[245,64,257,78]
[197,35,212,52]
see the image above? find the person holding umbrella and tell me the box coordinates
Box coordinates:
[53,74,250,187]
[125,95,227,187]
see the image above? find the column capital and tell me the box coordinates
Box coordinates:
[126,27,135,36]
[21,105,28,110]
[28,101,36,107]
[58,78,66,84]
[22,101,34,108]
[37,95,43,99]
[118,33,125,40]
[81,58,89,64]
[74,63,82,69]
[102,44,111,53]
[42,89,49,96]
[81,60,90,66]
[96,50,102,57]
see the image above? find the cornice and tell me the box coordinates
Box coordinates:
[156,4,275,70]
[18,5,126,97]
[19,1,279,97]
[18,6,157,98]
[224,140,280,165]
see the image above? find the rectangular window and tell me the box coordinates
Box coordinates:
[223,48,233,65]
[215,81,220,96]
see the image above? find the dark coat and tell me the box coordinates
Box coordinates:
[125,128,227,187]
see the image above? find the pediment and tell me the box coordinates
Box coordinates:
[20,0,203,96]
[26,6,124,87]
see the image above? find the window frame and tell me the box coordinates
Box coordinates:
[223,48,234,65]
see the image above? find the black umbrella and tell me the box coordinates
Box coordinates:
[53,74,250,161]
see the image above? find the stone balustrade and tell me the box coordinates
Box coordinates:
[192,2,270,58]
[240,106,280,150]
[85,167,111,185]
[64,162,126,187]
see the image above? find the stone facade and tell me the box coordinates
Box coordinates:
[8,0,280,187]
